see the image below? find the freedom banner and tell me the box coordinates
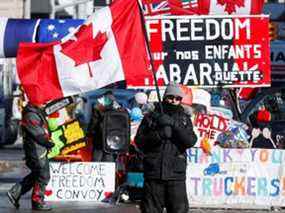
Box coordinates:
[16,0,150,105]
[139,15,271,88]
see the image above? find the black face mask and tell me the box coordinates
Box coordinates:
[162,101,182,113]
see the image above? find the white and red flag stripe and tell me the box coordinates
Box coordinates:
[199,0,264,15]
[16,0,150,105]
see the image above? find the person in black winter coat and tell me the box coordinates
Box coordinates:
[7,102,54,211]
[135,82,197,213]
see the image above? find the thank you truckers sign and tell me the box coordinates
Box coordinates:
[142,15,271,87]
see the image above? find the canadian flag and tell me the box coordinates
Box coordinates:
[16,0,150,105]
[199,0,264,15]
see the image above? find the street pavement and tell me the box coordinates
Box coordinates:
[0,141,284,213]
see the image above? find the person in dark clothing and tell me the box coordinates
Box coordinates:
[135,82,197,213]
[7,103,54,211]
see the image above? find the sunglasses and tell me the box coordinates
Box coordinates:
[166,95,182,101]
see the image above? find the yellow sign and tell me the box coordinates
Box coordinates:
[64,121,85,144]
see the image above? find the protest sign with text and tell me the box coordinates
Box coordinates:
[140,15,271,88]
[45,162,115,201]
[186,148,285,207]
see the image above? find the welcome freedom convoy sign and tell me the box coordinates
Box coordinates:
[139,15,271,88]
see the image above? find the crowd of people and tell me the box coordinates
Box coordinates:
[6,81,285,211]
[6,82,198,211]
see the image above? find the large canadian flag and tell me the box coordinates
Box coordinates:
[16,0,151,105]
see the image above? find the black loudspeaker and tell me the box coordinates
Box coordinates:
[102,110,130,154]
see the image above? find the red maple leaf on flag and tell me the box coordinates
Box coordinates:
[217,0,245,14]
[61,24,108,77]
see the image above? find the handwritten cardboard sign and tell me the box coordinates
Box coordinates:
[186,148,285,207]
[194,112,229,142]
[45,162,115,201]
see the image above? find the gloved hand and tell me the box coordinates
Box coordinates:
[156,113,174,127]
[158,126,172,139]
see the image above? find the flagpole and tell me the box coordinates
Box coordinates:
[137,0,164,114]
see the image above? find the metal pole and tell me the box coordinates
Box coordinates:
[3,59,13,98]
[75,3,79,18]
[50,0,55,19]
[137,0,163,113]
[23,0,31,18]
[50,0,91,18]
[78,3,87,19]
